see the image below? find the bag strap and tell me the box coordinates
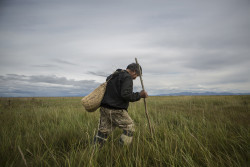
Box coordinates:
[106,76,113,83]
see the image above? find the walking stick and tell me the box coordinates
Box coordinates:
[135,58,153,136]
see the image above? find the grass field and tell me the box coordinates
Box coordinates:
[0,96,249,167]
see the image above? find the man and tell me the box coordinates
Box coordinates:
[94,63,148,146]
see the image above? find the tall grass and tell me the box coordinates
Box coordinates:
[0,96,249,166]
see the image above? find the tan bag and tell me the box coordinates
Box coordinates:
[81,71,120,112]
[81,82,108,112]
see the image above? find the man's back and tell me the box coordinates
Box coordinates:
[101,69,141,110]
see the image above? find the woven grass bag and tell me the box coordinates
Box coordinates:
[81,82,107,112]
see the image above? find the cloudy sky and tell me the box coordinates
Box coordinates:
[0,0,250,97]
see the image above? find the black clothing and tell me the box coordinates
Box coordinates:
[101,69,141,110]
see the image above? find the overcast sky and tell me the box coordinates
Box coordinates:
[0,0,250,97]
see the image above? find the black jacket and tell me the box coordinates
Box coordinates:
[101,69,141,110]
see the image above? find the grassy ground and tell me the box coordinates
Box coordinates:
[0,96,249,167]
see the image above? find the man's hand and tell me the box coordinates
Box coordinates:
[140,90,148,98]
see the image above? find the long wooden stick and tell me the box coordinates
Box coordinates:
[135,58,153,136]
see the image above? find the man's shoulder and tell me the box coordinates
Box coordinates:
[120,70,130,79]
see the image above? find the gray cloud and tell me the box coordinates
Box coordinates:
[52,59,77,66]
[182,51,250,71]
[0,74,100,97]
[0,0,250,96]
[32,64,60,69]
[87,71,109,77]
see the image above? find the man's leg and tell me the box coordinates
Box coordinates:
[120,129,134,145]
[94,130,108,147]
[94,107,114,147]
[111,109,135,145]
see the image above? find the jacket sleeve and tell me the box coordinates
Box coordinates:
[120,75,141,102]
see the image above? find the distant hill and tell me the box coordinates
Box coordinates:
[157,92,250,96]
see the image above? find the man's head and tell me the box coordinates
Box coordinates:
[126,63,142,80]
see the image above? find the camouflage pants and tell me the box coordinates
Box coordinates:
[94,107,134,146]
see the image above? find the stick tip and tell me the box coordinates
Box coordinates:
[135,58,138,63]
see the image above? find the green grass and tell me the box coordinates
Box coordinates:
[0,96,249,167]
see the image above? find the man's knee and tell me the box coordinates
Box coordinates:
[126,123,135,132]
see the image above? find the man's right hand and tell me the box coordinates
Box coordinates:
[140,90,148,98]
